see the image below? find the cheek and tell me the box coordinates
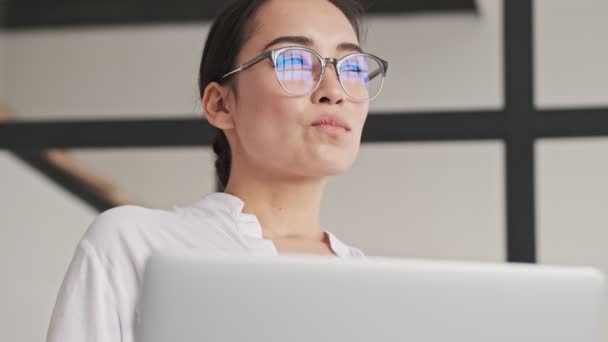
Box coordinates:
[235,89,303,158]
[236,67,291,118]
[239,84,298,130]
[360,105,369,123]
[352,103,369,135]
[237,68,308,130]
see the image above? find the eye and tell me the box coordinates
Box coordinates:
[288,56,305,65]
[276,52,314,70]
[341,63,364,72]
[277,56,299,66]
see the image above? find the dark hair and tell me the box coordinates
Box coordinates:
[198,0,365,190]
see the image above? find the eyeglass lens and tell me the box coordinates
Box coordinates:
[274,48,384,100]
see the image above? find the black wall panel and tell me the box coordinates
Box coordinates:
[4,0,476,29]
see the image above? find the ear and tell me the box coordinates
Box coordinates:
[202,82,235,130]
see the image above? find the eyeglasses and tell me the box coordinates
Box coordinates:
[221,46,388,101]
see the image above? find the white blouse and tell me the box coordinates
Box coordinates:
[46,192,364,342]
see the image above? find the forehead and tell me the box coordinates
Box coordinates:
[246,0,359,53]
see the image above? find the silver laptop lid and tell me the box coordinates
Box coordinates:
[136,253,606,342]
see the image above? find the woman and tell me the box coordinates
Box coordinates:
[46,0,388,341]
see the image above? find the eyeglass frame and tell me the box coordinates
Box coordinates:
[220,46,389,101]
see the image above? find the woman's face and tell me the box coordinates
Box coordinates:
[227,0,369,180]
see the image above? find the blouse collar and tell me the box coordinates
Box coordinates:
[200,192,354,257]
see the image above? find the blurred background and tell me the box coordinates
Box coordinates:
[1,0,607,341]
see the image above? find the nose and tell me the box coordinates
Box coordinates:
[311,62,345,105]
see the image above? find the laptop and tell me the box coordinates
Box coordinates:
[135,253,606,342]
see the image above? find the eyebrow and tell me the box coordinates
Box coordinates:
[262,35,363,54]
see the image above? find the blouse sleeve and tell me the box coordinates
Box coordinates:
[46,239,121,342]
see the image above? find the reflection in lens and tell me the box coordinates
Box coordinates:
[339,55,383,101]
[275,49,319,95]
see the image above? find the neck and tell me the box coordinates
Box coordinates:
[224,170,326,242]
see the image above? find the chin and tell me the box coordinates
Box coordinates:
[318,149,359,174]
[319,159,356,176]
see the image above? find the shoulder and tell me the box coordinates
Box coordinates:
[80,194,238,256]
[89,205,156,229]
[84,205,165,237]
[80,205,178,255]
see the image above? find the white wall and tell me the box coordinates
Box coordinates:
[324,141,505,260]
[3,0,502,121]
[535,0,608,109]
[4,24,209,120]
[535,1,608,340]
[66,147,217,209]
[0,151,97,342]
[366,0,503,112]
[536,138,608,341]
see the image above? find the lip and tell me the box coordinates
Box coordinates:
[311,113,351,132]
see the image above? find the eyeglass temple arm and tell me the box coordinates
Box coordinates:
[222,51,273,79]
[368,69,382,80]
[368,59,389,81]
